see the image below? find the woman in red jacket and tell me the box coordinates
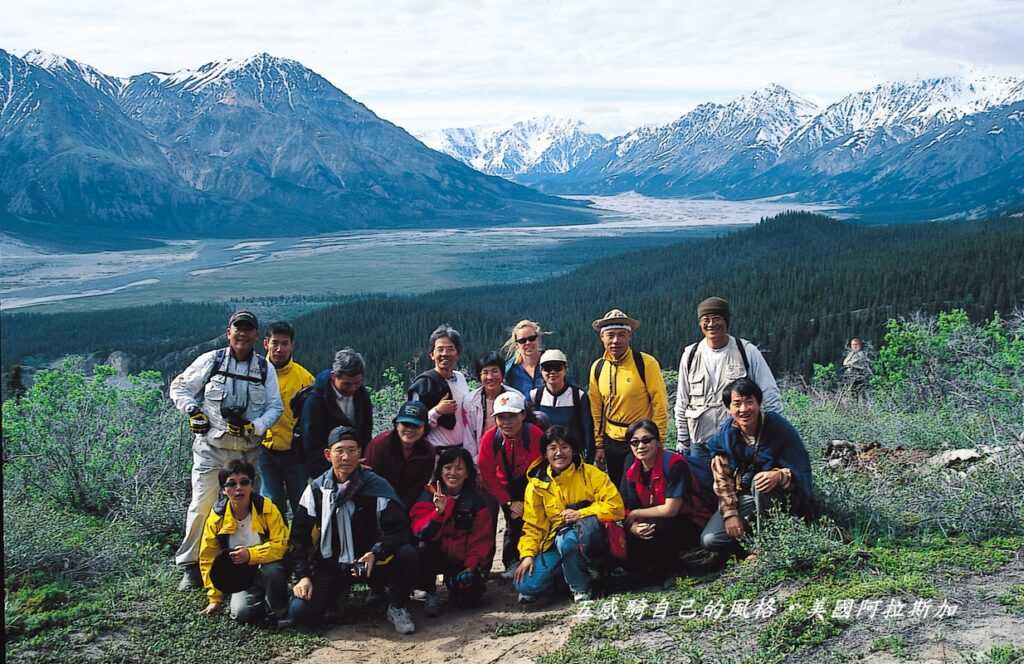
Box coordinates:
[410,447,495,616]
[476,391,544,579]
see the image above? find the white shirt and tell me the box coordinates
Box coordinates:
[228,512,261,550]
[700,343,731,388]
[426,370,470,449]
[333,386,356,423]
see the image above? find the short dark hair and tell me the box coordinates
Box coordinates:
[722,377,763,407]
[432,447,477,486]
[429,324,462,354]
[542,424,581,456]
[265,321,295,340]
[625,419,661,443]
[473,351,505,379]
[219,459,256,487]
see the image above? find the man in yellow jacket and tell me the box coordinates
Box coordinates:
[514,425,624,603]
[588,309,669,486]
[259,321,315,518]
[198,459,289,624]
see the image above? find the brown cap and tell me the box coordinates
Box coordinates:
[697,297,730,324]
[591,308,640,333]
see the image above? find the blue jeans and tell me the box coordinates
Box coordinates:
[258,446,306,519]
[514,527,592,597]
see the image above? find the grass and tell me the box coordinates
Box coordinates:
[540,534,1024,664]
[961,645,1024,664]
[995,585,1024,616]
[488,613,566,638]
[5,566,326,663]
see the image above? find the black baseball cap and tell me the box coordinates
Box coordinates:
[228,310,259,328]
[395,401,428,427]
[327,425,358,447]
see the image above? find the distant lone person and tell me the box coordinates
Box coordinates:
[842,337,872,394]
[169,310,283,591]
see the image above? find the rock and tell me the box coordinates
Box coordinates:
[926,449,984,470]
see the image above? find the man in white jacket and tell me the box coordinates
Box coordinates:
[674,297,782,454]
[169,310,283,590]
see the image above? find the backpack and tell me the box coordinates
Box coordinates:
[491,429,534,501]
[685,337,750,375]
[530,384,589,457]
[592,348,647,388]
[288,383,318,450]
[204,348,270,386]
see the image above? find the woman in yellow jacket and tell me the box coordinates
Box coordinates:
[198,459,289,624]
[513,426,625,603]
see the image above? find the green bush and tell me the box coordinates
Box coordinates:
[2,358,192,536]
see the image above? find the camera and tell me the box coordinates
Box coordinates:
[350,561,369,578]
[220,405,247,424]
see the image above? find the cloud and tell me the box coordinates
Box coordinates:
[3,0,1021,135]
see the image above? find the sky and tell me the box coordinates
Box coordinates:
[4,0,1023,138]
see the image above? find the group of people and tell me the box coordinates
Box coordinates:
[168,298,816,635]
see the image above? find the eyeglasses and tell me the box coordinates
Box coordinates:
[515,334,539,344]
[628,436,657,447]
[541,364,566,373]
[223,478,253,488]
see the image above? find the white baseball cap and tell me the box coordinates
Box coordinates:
[493,391,526,415]
[539,349,568,366]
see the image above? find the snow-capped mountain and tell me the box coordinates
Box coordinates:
[1,49,586,244]
[780,75,1024,158]
[546,84,819,195]
[419,116,606,182]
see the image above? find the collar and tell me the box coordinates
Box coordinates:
[274,359,294,376]
[602,349,632,365]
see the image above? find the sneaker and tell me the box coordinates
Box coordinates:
[177,564,202,591]
[423,592,443,617]
[572,591,591,603]
[386,605,416,635]
[517,593,536,605]
[410,589,428,601]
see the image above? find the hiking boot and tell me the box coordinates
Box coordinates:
[572,591,591,603]
[386,605,416,635]
[177,564,202,591]
[423,592,444,617]
[517,593,537,605]
[500,561,519,581]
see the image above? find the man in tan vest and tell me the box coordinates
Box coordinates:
[674,297,782,455]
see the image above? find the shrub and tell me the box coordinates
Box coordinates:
[2,358,192,536]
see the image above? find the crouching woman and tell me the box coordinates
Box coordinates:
[701,378,816,555]
[198,459,289,623]
[513,426,624,603]
[620,419,715,585]
[410,447,495,616]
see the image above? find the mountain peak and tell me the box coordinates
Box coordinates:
[23,49,73,70]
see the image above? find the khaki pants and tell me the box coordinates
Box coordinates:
[174,434,260,566]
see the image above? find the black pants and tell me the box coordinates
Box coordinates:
[416,543,486,606]
[625,516,697,582]
[603,437,633,487]
[288,543,418,626]
[500,503,525,569]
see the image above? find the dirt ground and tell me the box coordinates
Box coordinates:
[297,510,575,664]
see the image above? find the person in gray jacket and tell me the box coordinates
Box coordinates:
[169,310,283,590]
[674,297,781,457]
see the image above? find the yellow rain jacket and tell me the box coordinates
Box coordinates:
[588,349,668,444]
[262,359,314,451]
[198,494,289,604]
[518,458,625,559]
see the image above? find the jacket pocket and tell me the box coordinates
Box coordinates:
[204,376,226,404]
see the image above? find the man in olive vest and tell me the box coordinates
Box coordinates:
[674,297,782,456]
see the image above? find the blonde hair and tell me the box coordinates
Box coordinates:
[501,319,544,363]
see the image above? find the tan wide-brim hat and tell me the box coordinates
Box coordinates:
[592,308,640,333]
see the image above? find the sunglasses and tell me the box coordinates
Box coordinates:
[223,478,253,488]
[541,363,566,372]
[628,436,657,447]
[515,334,539,344]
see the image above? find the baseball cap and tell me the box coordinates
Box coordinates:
[395,401,428,427]
[493,391,526,415]
[228,310,259,328]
